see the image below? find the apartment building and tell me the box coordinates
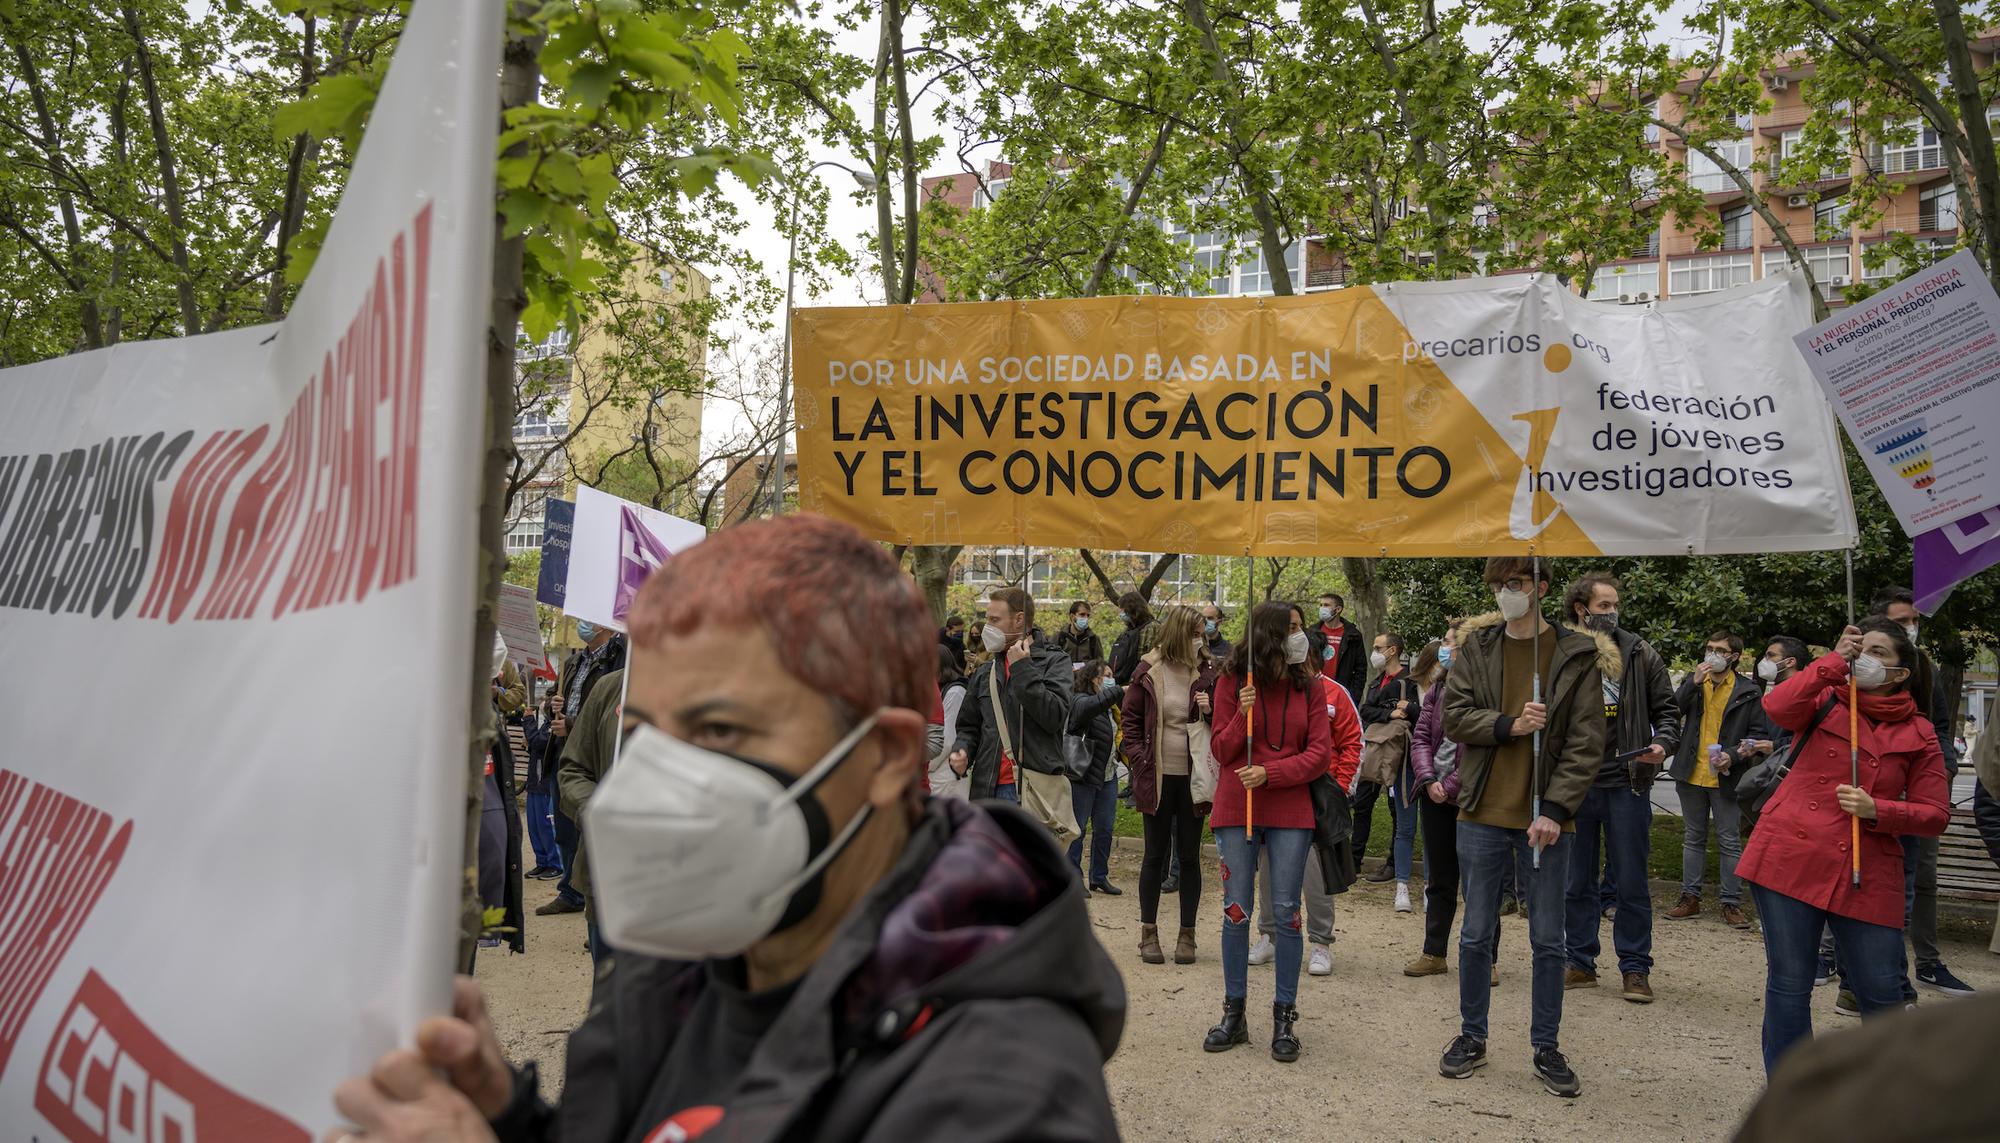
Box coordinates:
[1587,54,1973,305]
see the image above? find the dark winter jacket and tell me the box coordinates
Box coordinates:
[954,630,1074,799]
[1442,611,1613,826]
[1320,620,1366,703]
[489,799,1125,1143]
[546,635,627,775]
[1570,624,1681,788]
[1066,684,1124,786]
[557,668,624,904]
[1056,624,1103,666]
[1670,669,1774,793]
[1359,669,1423,728]
[1110,615,1161,685]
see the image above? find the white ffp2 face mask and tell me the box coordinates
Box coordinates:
[1852,654,1890,690]
[1284,631,1310,664]
[1496,588,1533,622]
[981,624,1009,655]
[1756,658,1780,683]
[1369,650,1387,671]
[1703,651,1731,674]
[586,712,881,961]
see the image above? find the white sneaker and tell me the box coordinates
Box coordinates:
[1309,944,1333,976]
[1248,935,1276,965]
[1394,883,1413,913]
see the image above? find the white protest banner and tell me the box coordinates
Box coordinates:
[1795,248,2000,536]
[0,2,499,1136]
[794,270,1855,555]
[498,583,549,678]
[564,484,707,632]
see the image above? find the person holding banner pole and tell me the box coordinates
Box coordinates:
[1738,619,1949,1075]
[1204,601,1331,1063]
[327,516,1125,1143]
[1439,557,1606,1098]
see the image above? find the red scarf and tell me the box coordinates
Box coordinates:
[1849,687,1919,723]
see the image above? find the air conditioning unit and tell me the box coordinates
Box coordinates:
[1617,293,1633,303]
[1830,274,1849,286]
[1769,74,1790,91]
[1635,292,1653,302]
[1787,194,1811,208]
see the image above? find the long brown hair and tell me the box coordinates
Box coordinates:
[1224,601,1312,691]
[1155,605,1204,669]
[1411,639,1444,689]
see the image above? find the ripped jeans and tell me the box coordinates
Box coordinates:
[1217,825,1314,1007]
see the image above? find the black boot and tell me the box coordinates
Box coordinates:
[1202,997,1248,1052]
[1271,1002,1301,1063]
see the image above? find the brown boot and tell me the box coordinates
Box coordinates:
[1404,953,1448,977]
[1721,904,1752,929]
[1622,972,1655,1003]
[1175,927,1198,965]
[1564,967,1598,990]
[1139,924,1165,964]
[1667,894,1702,920]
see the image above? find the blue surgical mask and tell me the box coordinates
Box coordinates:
[1074,616,1090,631]
[1205,620,1219,636]
[1318,606,1333,622]
[1438,645,1454,668]
[577,620,599,642]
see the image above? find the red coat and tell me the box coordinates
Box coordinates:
[1738,654,1950,928]
[1210,672,1332,830]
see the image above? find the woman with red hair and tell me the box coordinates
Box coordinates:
[327,515,1124,1142]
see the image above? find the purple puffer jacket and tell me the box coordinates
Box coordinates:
[1409,677,1461,799]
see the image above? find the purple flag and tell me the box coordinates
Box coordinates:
[611,505,674,622]
[1913,506,2000,614]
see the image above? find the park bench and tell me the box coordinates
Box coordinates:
[1936,804,2000,955]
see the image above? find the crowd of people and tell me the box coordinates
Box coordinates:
[338,516,2000,1142]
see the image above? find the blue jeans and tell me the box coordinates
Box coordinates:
[1565,786,1654,975]
[525,786,563,871]
[1217,826,1313,1007]
[1459,820,1570,1048]
[1391,788,1418,881]
[1750,883,1905,1075]
[1677,781,1743,905]
[995,782,1019,804]
[1068,779,1117,882]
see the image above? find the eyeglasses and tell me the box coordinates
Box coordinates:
[1491,578,1534,593]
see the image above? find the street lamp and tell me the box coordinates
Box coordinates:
[771,160,879,517]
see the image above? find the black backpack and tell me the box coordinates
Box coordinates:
[1736,693,1839,826]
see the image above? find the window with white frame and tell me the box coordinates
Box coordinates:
[1236,241,1301,296]
[1719,205,1753,249]
[1863,237,1955,283]
[1920,182,1959,232]
[1870,122,1944,174]
[974,176,1011,207]
[1687,136,1752,192]
[1814,196,1851,240]
[1763,246,1850,285]
[1588,264,1654,302]
[1667,252,1753,296]
[1775,128,1843,181]
[1170,228,1232,295]
[515,327,571,363]
[514,389,569,441]
[505,490,549,552]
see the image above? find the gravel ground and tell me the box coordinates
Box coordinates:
[477,838,2000,1142]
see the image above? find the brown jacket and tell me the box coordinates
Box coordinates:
[1441,611,1615,826]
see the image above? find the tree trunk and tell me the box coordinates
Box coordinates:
[266,13,321,319]
[1935,0,2000,289]
[1342,556,1387,642]
[1181,0,1292,297]
[1084,121,1173,296]
[911,544,962,623]
[119,2,201,338]
[460,4,543,975]
[3,16,103,349]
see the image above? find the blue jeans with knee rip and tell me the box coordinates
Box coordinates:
[1217,826,1313,1007]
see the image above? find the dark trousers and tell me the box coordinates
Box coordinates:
[1564,786,1654,976]
[525,784,562,871]
[1068,779,1117,882]
[1141,775,1203,928]
[1350,780,1387,865]
[1418,794,1461,958]
[552,802,585,907]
